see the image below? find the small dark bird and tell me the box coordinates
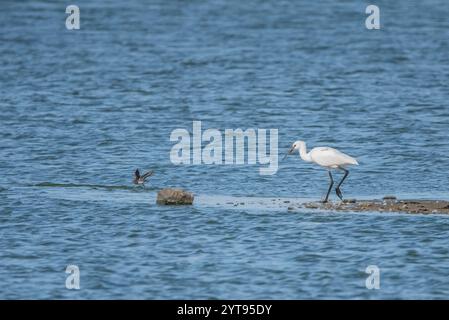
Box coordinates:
[133,169,154,186]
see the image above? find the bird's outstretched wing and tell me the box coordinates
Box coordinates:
[141,170,154,180]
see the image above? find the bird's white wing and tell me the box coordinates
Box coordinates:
[310,147,358,168]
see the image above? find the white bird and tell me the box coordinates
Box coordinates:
[283,140,358,203]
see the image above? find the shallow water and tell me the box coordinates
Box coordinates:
[1,0,449,299]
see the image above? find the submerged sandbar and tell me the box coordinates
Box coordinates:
[197,195,449,214]
[302,197,449,215]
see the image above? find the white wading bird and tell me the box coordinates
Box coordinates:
[283,140,358,203]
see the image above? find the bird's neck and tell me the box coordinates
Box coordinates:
[299,143,312,162]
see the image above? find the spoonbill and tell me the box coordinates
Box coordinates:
[133,169,154,186]
[283,140,358,202]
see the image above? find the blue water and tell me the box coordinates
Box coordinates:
[1,0,449,299]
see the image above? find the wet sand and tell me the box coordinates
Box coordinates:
[302,197,449,214]
[197,195,449,214]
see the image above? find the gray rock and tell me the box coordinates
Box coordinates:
[156,188,194,205]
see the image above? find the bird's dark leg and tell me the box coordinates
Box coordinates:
[323,171,334,203]
[335,168,349,200]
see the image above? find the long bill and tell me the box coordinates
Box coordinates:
[282,146,295,161]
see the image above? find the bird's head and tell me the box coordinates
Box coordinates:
[283,140,305,160]
[291,140,305,151]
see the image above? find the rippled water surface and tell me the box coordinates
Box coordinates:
[1,0,449,299]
